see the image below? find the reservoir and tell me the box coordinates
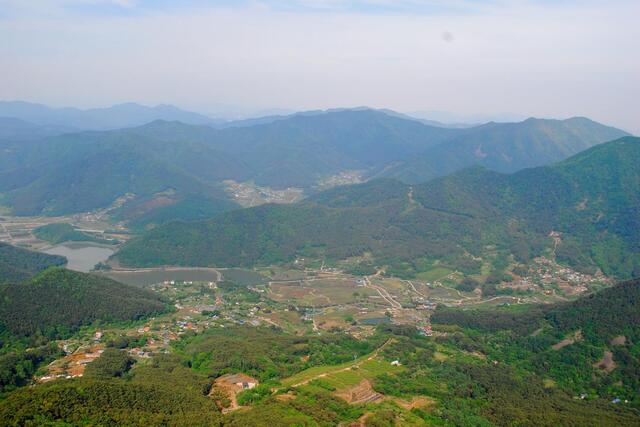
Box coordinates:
[102,268,266,286]
[44,242,115,272]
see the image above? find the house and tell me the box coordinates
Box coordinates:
[418,325,433,336]
[129,348,151,358]
[215,373,259,392]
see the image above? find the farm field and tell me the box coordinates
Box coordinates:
[415,267,453,282]
[279,340,397,389]
[268,278,376,306]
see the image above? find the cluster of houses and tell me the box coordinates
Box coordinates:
[40,346,105,382]
[412,296,438,311]
[128,348,151,358]
[162,280,197,286]
[176,317,198,332]
[417,325,433,336]
[533,256,608,287]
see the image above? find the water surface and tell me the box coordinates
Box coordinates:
[44,242,115,272]
[103,268,266,286]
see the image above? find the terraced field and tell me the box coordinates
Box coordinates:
[279,340,399,389]
[313,359,403,390]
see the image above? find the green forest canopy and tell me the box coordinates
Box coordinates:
[117,137,640,278]
[0,242,66,284]
[0,267,168,339]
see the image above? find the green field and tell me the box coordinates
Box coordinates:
[315,358,403,390]
[416,267,452,282]
[279,340,400,390]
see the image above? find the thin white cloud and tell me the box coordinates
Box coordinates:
[0,0,638,132]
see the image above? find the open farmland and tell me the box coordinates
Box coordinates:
[268,277,377,306]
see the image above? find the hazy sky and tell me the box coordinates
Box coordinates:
[1,0,639,132]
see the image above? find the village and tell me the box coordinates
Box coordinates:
[222,180,304,207]
[36,248,610,384]
[499,255,611,299]
[316,170,365,190]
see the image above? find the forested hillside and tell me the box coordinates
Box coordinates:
[116,137,640,278]
[0,132,234,215]
[0,109,453,215]
[0,268,167,338]
[129,108,459,188]
[547,277,640,344]
[384,117,628,182]
[33,223,115,245]
[2,322,638,426]
[0,109,627,216]
[0,262,167,394]
[432,278,640,403]
[0,242,66,283]
[118,193,240,230]
[0,117,73,142]
[0,355,223,425]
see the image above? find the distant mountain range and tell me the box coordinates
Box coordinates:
[0,117,76,142]
[0,104,630,219]
[129,109,627,186]
[116,137,640,279]
[408,110,529,125]
[0,101,221,130]
[381,116,629,183]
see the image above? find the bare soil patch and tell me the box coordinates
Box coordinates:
[594,351,616,373]
[610,335,626,346]
[335,379,383,404]
[391,396,435,410]
[209,373,259,413]
[552,330,582,350]
[41,345,103,381]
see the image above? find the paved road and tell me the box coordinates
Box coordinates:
[364,276,402,309]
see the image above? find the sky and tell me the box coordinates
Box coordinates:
[0,0,638,132]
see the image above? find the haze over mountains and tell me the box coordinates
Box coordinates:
[382,116,629,183]
[0,102,629,219]
[0,101,220,131]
